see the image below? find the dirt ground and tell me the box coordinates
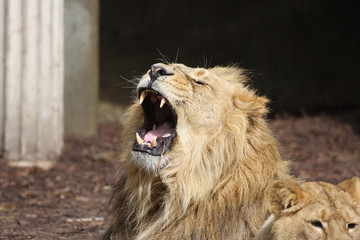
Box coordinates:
[1,110,359,239]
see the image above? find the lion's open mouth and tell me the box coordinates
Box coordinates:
[132,88,177,156]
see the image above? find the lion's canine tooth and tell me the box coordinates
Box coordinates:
[160,98,166,108]
[136,132,144,145]
[151,136,157,148]
[139,91,147,105]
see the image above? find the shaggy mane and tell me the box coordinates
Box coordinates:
[102,64,291,240]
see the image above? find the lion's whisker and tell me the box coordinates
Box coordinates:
[157,143,166,184]
[156,48,171,64]
[121,86,138,89]
[182,96,208,114]
[119,75,139,85]
[156,58,170,64]
[181,98,213,125]
[208,56,213,68]
[177,101,190,120]
[182,100,206,114]
[192,92,208,105]
[203,55,207,68]
[174,47,180,63]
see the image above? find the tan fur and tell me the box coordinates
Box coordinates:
[255,177,360,240]
[102,63,291,240]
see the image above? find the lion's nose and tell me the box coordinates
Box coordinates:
[148,64,174,88]
[150,64,170,79]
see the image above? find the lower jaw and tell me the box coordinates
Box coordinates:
[132,132,176,156]
[131,151,166,173]
[132,142,165,156]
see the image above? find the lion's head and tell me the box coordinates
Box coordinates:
[122,62,271,197]
[255,177,360,240]
[103,63,290,240]
[131,63,256,163]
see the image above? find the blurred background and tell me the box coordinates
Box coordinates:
[1,1,360,238]
[100,0,360,114]
[1,0,359,161]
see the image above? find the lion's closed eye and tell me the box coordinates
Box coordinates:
[310,220,324,229]
[192,78,206,85]
[348,223,357,229]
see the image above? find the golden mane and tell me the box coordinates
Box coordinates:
[102,63,291,240]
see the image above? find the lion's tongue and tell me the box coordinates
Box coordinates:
[144,122,175,143]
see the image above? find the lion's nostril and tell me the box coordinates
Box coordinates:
[148,64,174,88]
[150,64,169,79]
[157,69,167,76]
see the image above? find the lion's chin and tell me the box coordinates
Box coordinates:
[131,151,167,173]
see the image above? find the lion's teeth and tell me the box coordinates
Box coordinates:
[151,136,157,148]
[136,132,144,145]
[160,98,166,108]
[139,91,147,105]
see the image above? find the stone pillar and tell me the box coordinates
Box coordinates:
[64,0,99,136]
[0,0,5,154]
[0,0,64,168]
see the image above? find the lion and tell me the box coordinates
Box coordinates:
[255,177,360,240]
[101,63,292,240]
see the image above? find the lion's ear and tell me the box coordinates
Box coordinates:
[232,90,269,118]
[268,180,305,216]
[338,176,360,200]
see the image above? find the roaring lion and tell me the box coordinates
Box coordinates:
[255,177,360,240]
[102,63,291,240]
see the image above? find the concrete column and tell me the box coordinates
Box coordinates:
[0,0,5,153]
[0,0,64,168]
[64,0,99,136]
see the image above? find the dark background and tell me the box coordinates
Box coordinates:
[1,1,360,238]
[100,0,360,113]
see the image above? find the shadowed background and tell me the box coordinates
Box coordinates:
[100,0,360,114]
[1,1,360,238]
